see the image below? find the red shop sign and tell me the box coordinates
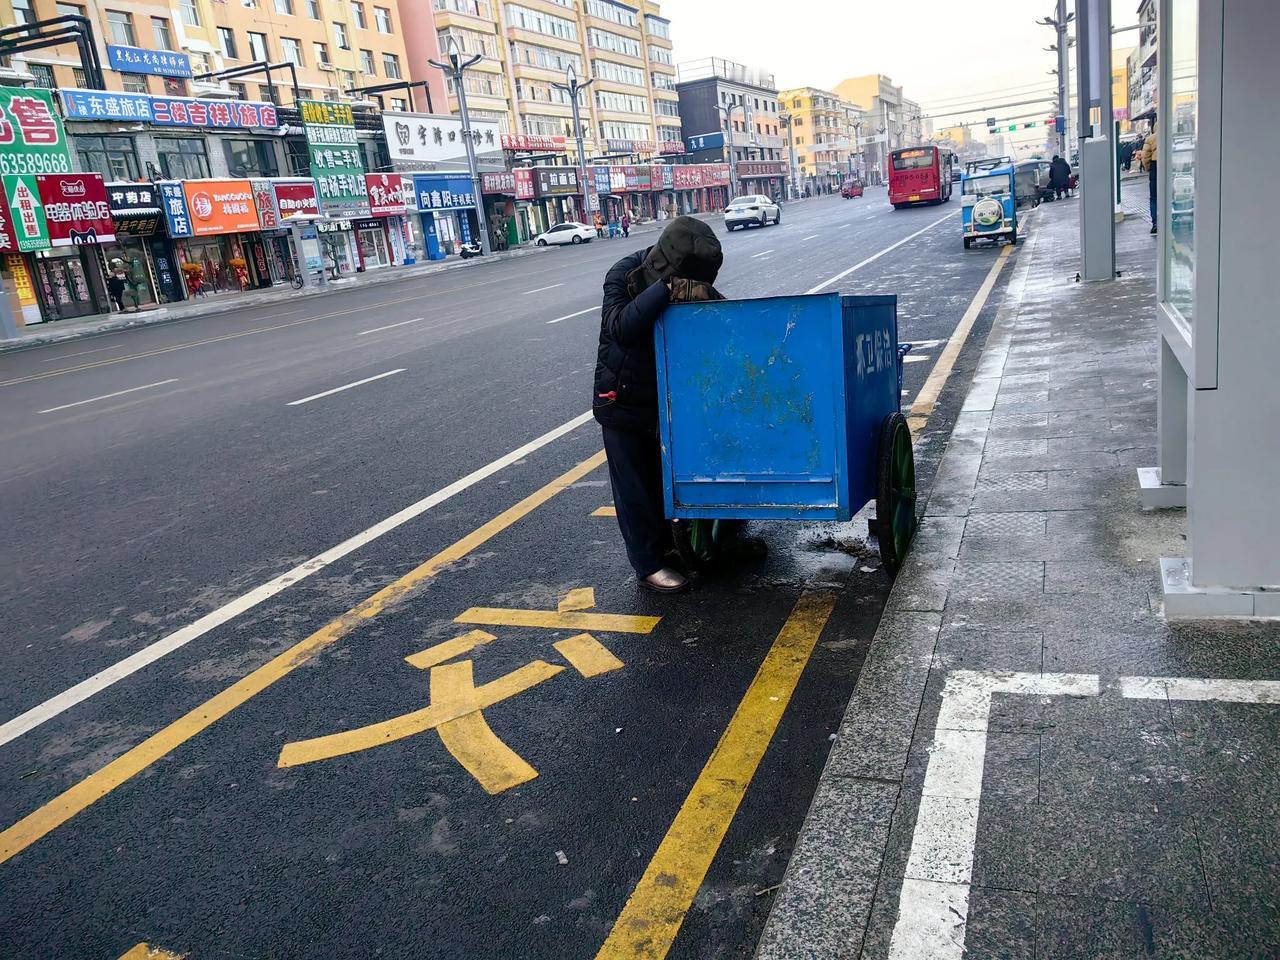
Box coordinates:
[481,171,517,195]
[500,133,567,153]
[34,173,114,246]
[365,173,408,216]
[513,167,535,201]
[273,180,319,220]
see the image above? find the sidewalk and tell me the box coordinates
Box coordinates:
[758,188,1280,958]
[0,208,718,354]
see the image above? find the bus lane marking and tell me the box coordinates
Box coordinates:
[596,590,837,960]
[277,587,655,794]
[0,448,607,866]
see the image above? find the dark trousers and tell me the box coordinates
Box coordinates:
[1148,162,1158,226]
[601,425,668,578]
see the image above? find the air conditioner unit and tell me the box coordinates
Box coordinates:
[319,62,335,72]
[0,62,37,87]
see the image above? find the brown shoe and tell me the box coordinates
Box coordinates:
[640,567,690,594]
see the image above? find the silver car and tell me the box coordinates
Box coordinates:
[724,194,781,230]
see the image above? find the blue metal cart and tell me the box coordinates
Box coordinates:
[654,293,917,572]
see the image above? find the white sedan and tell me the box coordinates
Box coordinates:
[533,222,596,246]
[725,195,781,230]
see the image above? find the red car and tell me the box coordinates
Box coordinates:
[841,178,864,199]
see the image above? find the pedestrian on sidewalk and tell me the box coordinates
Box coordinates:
[594,212,605,238]
[1049,154,1072,200]
[621,211,631,238]
[592,216,724,594]
[106,261,129,313]
[1140,122,1158,233]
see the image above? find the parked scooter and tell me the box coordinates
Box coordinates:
[459,241,483,259]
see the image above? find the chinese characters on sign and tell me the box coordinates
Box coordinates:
[659,140,686,155]
[251,178,279,229]
[181,179,258,236]
[383,112,502,170]
[58,89,279,129]
[0,88,72,177]
[157,182,191,237]
[480,171,516,195]
[499,133,567,153]
[106,181,161,236]
[364,173,409,217]
[684,132,725,153]
[0,175,50,252]
[272,180,319,220]
[105,44,193,78]
[737,160,787,179]
[35,174,115,246]
[411,175,477,212]
[533,167,579,197]
[299,100,368,218]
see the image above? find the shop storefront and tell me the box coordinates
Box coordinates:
[176,179,259,295]
[25,173,117,321]
[672,164,732,215]
[480,170,534,249]
[736,160,788,202]
[412,174,481,258]
[531,166,582,231]
[365,173,415,265]
[102,182,166,307]
[353,218,392,269]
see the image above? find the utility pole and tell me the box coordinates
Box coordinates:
[779,112,799,199]
[717,102,746,198]
[1038,4,1074,157]
[553,63,593,224]
[430,35,492,257]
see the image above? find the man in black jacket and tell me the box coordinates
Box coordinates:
[592,216,723,593]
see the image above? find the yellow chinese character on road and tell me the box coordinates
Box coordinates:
[277,589,658,794]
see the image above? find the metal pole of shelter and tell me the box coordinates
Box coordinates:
[430,36,492,257]
[1074,0,1116,280]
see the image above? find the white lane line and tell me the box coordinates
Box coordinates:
[286,368,405,406]
[37,378,179,415]
[903,354,931,364]
[39,344,125,363]
[358,317,425,336]
[801,234,820,241]
[750,249,775,258]
[522,283,564,294]
[805,210,957,294]
[0,409,597,748]
[905,339,944,349]
[547,306,598,325]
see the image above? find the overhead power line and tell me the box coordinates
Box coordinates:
[920,95,1058,122]
[920,80,1061,108]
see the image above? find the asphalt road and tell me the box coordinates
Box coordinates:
[0,188,1018,960]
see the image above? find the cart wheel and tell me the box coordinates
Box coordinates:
[875,413,918,574]
[671,519,736,572]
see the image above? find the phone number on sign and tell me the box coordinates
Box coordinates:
[0,153,72,175]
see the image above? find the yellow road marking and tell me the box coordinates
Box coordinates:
[455,608,660,634]
[405,629,496,670]
[0,294,426,387]
[118,945,185,960]
[910,244,1012,420]
[558,587,597,612]
[277,660,563,768]
[595,590,837,960]
[592,506,617,517]
[0,449,607,865]
[554,633,625,678]
[431,660,542,794]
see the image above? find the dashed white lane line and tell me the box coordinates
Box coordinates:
[751,249,775,258]
[39,344,125,363]
[286,368,405,406]
[523,283,564,295]
[0,409,597,748]
[804,210,958,294]
[547,306,598,325]
[358,317,425,336]
[38,378,179,414]
[904,339,944,349]
[801,234,820,241]
[903,354,931,364]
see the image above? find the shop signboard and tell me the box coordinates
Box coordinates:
[500,133,567,153]
[58,90,280,129]
[105,44,192,78]
[737,160,787,178]
[609,167,626,193]
[481,171,517,195]
[659,140,686,155]
[299,100,368,218]
[365,173,409,216]
[181,179,257,236]
[621,166,652,192]
[299,224,323,271]
[0,88,73,176]
[672,164,731,190]
[106,181,161,236]
[593,165,612,197]
[273,180,319,221]
[513,167,535,200]
[534,167,578,197]
[384,112,503,171]
[4,252,36,305]
[35,173,114,246]
[251,179,280,229]
[606,139,657,155]
[653,164,675,190]
[684,131,724,154]
[157,181,192,237]
[411,175,476,211]
[0,175,51,252]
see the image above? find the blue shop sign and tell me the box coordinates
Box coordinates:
[593,165,612,196]
[58,89,280,129]
[684,131,725,153]
[106,44,193,78]
[60,89,153,122]
[157,181,192,238]
[412,175,476,211]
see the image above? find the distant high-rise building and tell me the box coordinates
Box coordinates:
[832,74,920,184]
[776,86,864,194]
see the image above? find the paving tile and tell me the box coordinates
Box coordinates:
[932,628,1043,673]
[977,471,1049,491]
[961,887,1039,960]
[952,560,1044,597]
[964,512,1049,537]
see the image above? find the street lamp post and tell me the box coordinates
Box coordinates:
[429,35,492,257]
[552,63,593,225]
[1038,3,1075,156]
[779,113,800,200]
[716,102,746,199]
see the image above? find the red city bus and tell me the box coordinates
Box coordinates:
[888,146,955,208]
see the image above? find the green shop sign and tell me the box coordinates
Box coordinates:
[0,88,73,177]
[298,99,368,218]
[2,174,51,252]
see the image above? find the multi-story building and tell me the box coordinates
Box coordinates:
[778,86,863,195]
[833,74,920,184]
[675,57,786,200]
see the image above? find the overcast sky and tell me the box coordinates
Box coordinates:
[662,0,1064,144]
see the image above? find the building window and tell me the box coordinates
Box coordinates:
[359,49,375,75]
[285,138,310,175]
[650,71,673,91]
[381,52,401,79]
[247,32,268,61]
[152,17,173,49]
[333,22,350,49]
[156,138,210,179]
[447,72,500,98]
[11,0,34,24]
[313,41,330,65]
[644,15,670,40]
[307,0,320,17]
[177,0,199,27]
[260,84,279,104]
[54,1,81,16]
[585,0,636,28]
[223,139,279,177]
[592,59,644,86]
[432,0,491,15]
[75,135,139,181]
[273,0,293,15]
[122,74,149,93]
[505,4,576,41]
[654,99,679,117]
[230,81,247,99]
[512,41,579,74]
[648,45,672,65]
[522,113,572,138]
[389,97,406,111]
[351,1,366,28]
[217,27,238,60]
[587,27,640,58]
[374,6,392,33]
[71,67,88,88]
[594,90,648,114]
[598,120,650,141]
[280,37,303,66]
[28,63,56,88]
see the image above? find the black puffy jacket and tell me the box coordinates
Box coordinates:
[591,247,670,434]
